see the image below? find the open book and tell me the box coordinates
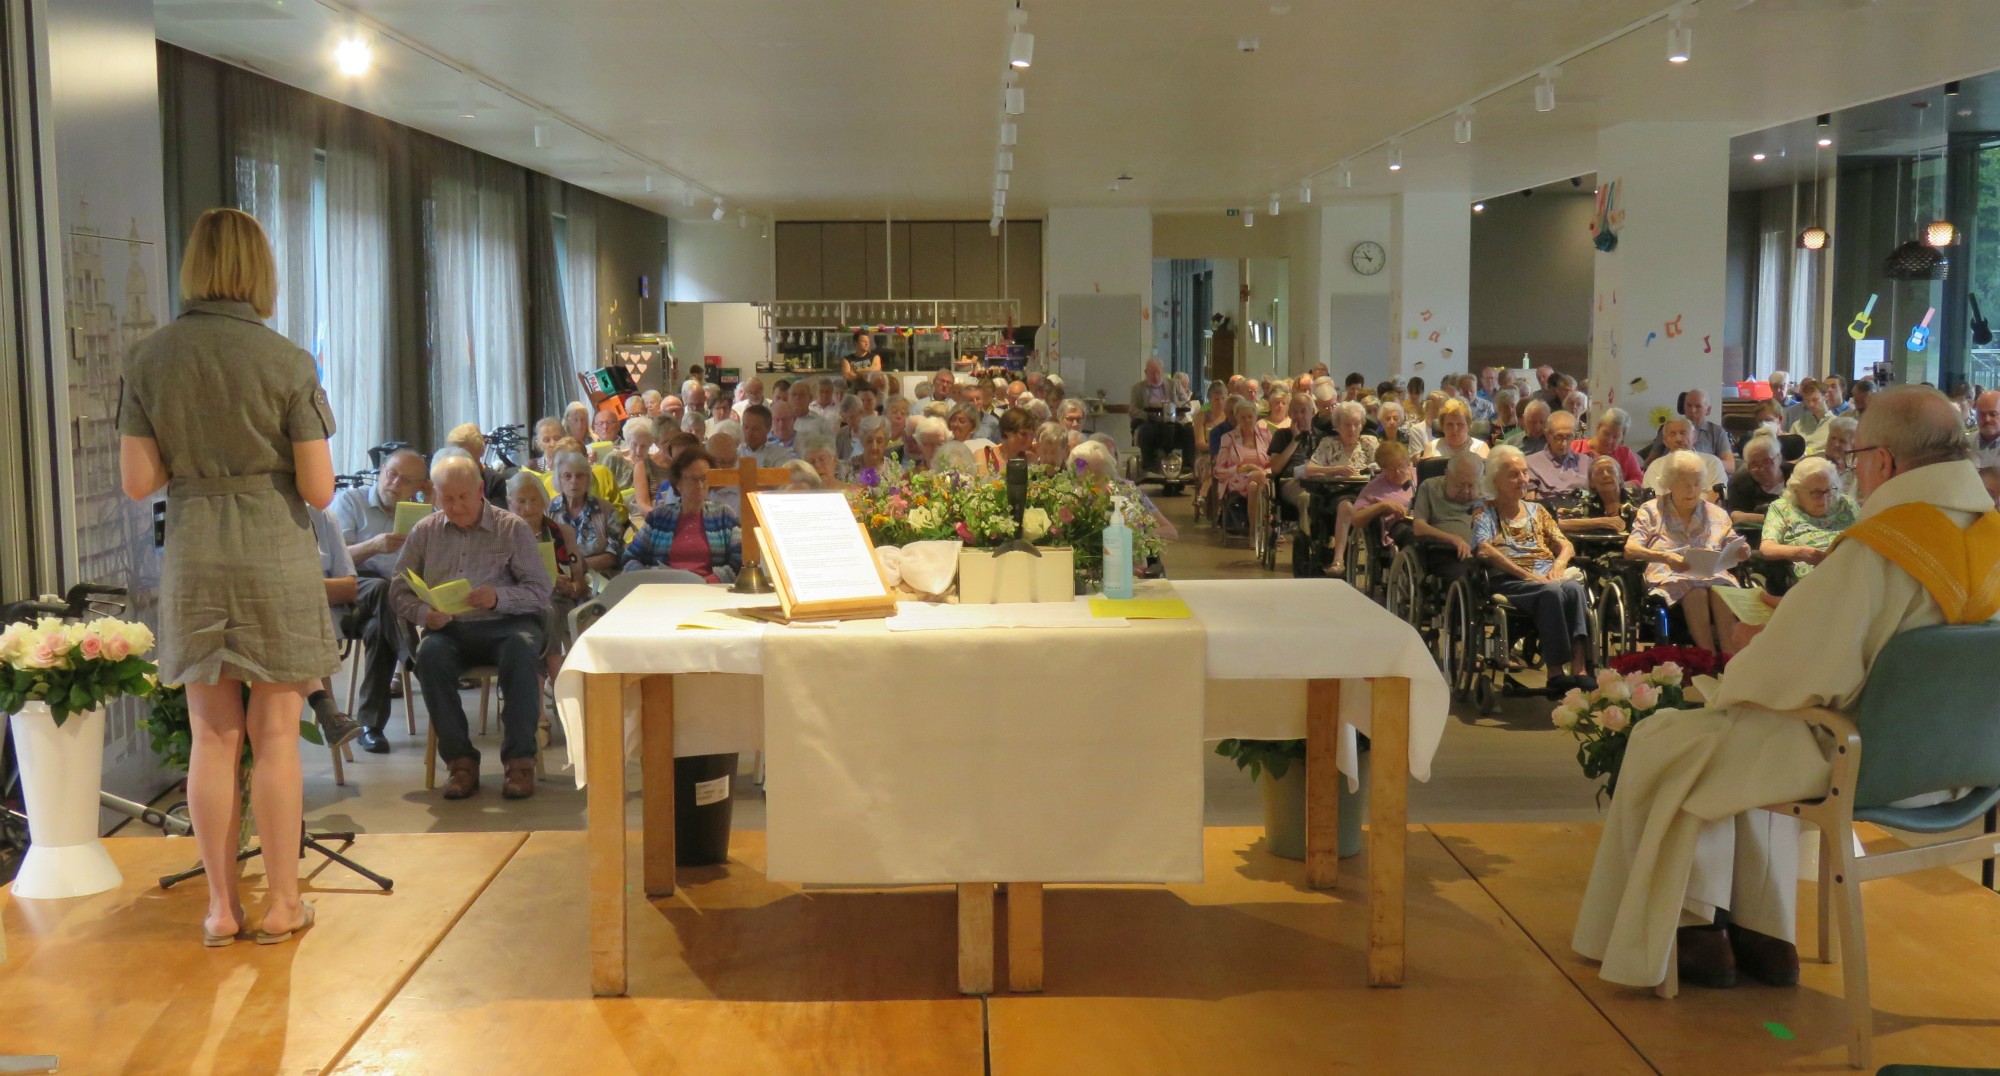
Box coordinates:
[403,569,472,615]
[394,501,434,535]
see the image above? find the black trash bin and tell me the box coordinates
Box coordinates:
[673,753,738,866]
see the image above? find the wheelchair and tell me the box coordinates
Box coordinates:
[1439,559,1600,716]
[1251,470,1299,572]
[1290,474,1370,578]
[1575,534,1661,662]
[1341,511,1399,603]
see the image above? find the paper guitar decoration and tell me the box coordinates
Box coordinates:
[1847,294,1877,340]
[1907,307,1936,352]
[1971,294,1995,347]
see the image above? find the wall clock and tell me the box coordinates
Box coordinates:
[1350,241,1386,276]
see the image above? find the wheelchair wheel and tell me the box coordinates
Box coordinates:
[1342,524,1371,595]
[1384,547,1419,622]
[1250,489,1273,567]
[1441,580,1475,702]
[1596,576,1632,660]
[1475,599,1510,716]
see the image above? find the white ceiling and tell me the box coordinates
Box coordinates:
[154,0,2000,221]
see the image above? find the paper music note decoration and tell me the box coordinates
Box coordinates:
[1645,332,1657,347]
[1663,315,1685,339]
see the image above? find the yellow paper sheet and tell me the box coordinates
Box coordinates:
[393,500,433,535]
[538,540,559,580]
[1715,584,1776,626]
[1089,598,1192,620]
[676,610,753,631]
[403,569,473,615]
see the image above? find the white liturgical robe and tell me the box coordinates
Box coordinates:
[1571,459,1999,987]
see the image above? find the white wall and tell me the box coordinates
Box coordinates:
[668,219,776,302]
[1044,207,1152,402]
[1318,200,1393,378]
[1389,192,1473,382]
[1590,122,1733,426]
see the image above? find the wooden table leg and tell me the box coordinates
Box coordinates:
[1368,676,1410,987]
[1006,882,1044,992]
[1305,678,1342,889]
[639,675,677,898]
[585,673,628,997]
[957,883,995,995]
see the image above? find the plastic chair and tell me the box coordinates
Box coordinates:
[1738,624,2000,1069]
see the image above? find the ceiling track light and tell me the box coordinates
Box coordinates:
[1299,182,1312,204]
[1944,80,1961,97]
[681,188,695,209]
[760,219,770,239]
[1243,209,1255,228]
[643,174,654,194]
[1269,193,1281,216]
[1454,109,1474,144]
[1472,202,1486,213]
[1387,143,1402,172]
[1534,70,1558,113]
[1666,21,1691,63]
[996,172,1011,191]
[997,150,1014,172]
[1000,121,1018,147]
[738,211,748,230]
[712,198,725,222]
[1005,85,1025,115]
[532,124,549,149]
[990,219,1002,237]
[1338,168,1353,189]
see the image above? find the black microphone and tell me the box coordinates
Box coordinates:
[1007,457,1029,531]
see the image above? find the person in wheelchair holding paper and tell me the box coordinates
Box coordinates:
[1130,358,1195,488]
[1625,450,1749,655]
[389,455,553,801]
[1474,446,1596,691]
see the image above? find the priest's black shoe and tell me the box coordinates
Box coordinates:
[1676,925,1738,989]
[1728,923,1800,986]
[357,728,390,754]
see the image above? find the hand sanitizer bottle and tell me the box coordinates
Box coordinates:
[1102,507,1135,599]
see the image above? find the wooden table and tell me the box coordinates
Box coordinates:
[581,669,1412,997]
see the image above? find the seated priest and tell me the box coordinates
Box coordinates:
[303,504,364,748]
[389,454,553,801]
[1574,385,1999,991]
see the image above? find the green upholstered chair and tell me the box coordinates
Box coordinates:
[1762,623,2000,1070]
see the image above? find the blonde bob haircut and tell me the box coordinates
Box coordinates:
[180,208,279,319]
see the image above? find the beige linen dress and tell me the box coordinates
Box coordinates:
[117,299,341,685]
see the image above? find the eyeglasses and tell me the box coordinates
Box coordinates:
[1840,444,1887,470]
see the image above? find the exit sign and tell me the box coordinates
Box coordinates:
[1224,208,1239,217]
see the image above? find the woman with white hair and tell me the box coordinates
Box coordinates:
[1069,440,1178,541]
[797,432,842,488]
[933,439,978,475]
[782,459,823,490]
[839,415,895,483]
[1581,407,1643,485]
[1627,450,1746,653]
[1304,399,1379,477]
[1056,398,1086,434]
[1758,456,1857,581]
[1725,433,1786,525]
[1475,443,1595,689]
[1214,397,1273,534]
[1819,414,1861,500]
[1377,398,1425,458]
[909,414,950,470]
[1032,422,1072,468]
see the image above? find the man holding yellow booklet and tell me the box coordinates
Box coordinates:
[389,456,553,800]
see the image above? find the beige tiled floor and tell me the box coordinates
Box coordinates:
[266,491,1605,841]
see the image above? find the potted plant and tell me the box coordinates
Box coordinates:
[0,616,159,898]
[1214,738,1372,861]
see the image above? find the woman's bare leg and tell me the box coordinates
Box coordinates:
[1682,590,1718,652]
[185,681,247,937]
[1709,590,1741,654]
[245,680,310,933]
[1328,500,1356,574]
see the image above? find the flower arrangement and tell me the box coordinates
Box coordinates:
[1607,643,1728,680]
[0,617,159,725]
[1550,662,1690,801]
[845,460,1166,582]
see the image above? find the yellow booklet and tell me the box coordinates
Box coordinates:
[538,540,559,580]
[393,501,434,535]
[403,569,472,615]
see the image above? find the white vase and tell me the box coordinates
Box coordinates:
[8,702,122,899]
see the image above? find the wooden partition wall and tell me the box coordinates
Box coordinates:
[775,220,1042,324]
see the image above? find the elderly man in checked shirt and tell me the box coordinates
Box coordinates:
[390,455,552,800]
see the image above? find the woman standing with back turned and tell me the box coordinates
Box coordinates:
[118,209,338,947]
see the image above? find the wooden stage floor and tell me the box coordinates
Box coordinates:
[5,825,1998,1074]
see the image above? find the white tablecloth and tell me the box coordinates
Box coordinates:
[553,578,1449,792]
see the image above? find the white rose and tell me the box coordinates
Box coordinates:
[1597,707,1631,733]
[1597,677,1631,703]
[1652,661,1684,686]
[0,623,27,664]
[118,620,154,655]
[1561,687,1587,711]
[1551,705,1580,731]
[908,505,939,532]
[1021,507,1052,542]
[1629,681,1662,712]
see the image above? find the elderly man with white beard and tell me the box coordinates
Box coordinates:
[1572,385,2000,990]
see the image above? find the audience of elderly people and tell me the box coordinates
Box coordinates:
[1475,445,1595,690]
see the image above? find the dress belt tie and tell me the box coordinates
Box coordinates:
[168,473,296,497]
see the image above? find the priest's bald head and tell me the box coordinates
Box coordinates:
[1853,385,1971,501]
